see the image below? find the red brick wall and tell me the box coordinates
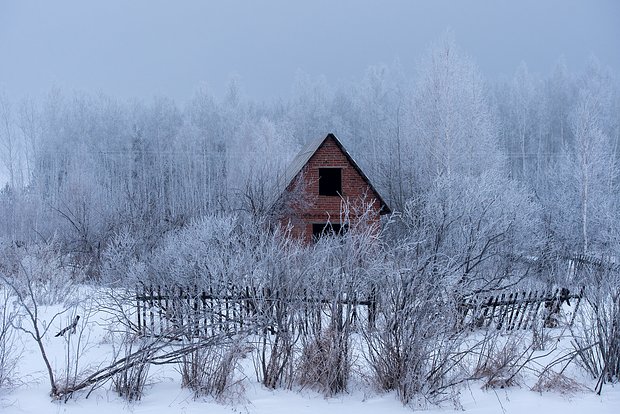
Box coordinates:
[281,137,382,243]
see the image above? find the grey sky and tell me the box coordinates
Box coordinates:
[0,0,619,102]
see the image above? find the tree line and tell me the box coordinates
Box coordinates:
[0,36,618,284]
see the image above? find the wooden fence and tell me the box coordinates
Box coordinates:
[136,284,256,338]
[569,254,620,281]
[458,287,584,330]
[135,284,376,338]
[136,284,583,338]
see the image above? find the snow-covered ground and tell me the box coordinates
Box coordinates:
[4,368,619,414]
[4,382,619,414]
[1,288,619,414]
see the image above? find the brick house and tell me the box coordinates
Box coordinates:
[276,133,390,242]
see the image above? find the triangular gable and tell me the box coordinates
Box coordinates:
[279,133,391,214]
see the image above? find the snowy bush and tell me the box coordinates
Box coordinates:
[470,331,532,389]
[363,263,464,403]
[5,240,83,306]
[571,285,620,391]
[297,326,352,395]
[0,288,19,389]
[100,229,144,286]
[112,333,154,402]
[179,340,247,400]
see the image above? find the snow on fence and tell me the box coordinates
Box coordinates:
[135,284,377,338]
[459,287,584,330]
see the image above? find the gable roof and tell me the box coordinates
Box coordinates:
[279,133,391,214]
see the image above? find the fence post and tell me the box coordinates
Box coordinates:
[136,286,142,336]
[157,285,163,336]
[569,286,585,327]
[368,284,377,329]
[193,285,199,337]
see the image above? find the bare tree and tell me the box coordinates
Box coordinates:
[1,270,64,397]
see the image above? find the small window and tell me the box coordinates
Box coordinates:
[319,168,342,196]
[312,222,348,241]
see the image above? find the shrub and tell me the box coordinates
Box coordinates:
[0,288,19,389]
[179,341,246,399]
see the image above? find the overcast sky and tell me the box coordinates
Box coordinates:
[0,0,619,103]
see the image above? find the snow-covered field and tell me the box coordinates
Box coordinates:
[4,382,619,414]
[1,288,619,414]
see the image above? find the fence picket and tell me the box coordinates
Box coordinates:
[135,284,583,338]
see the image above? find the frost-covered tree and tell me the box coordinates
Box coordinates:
[544,90,619,257]
[0,93,22,191]
[411,34,503,189]
[506,63,544,182]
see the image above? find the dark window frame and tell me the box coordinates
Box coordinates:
[312,222,348,242]
[318,167,342,196]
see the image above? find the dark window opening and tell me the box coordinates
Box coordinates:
[319,168,342,196]
[312,222,348,241]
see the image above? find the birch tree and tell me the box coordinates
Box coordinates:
[411,33,503,189]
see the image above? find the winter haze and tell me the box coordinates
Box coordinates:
[0,0,619,101]
[1,1,620,413]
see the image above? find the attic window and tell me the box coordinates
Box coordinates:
[319,168,342,196]
[312,222,348,241]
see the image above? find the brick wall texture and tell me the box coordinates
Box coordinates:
[281,136,383,243]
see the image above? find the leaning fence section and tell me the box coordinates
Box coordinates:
[458,287,584,331]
